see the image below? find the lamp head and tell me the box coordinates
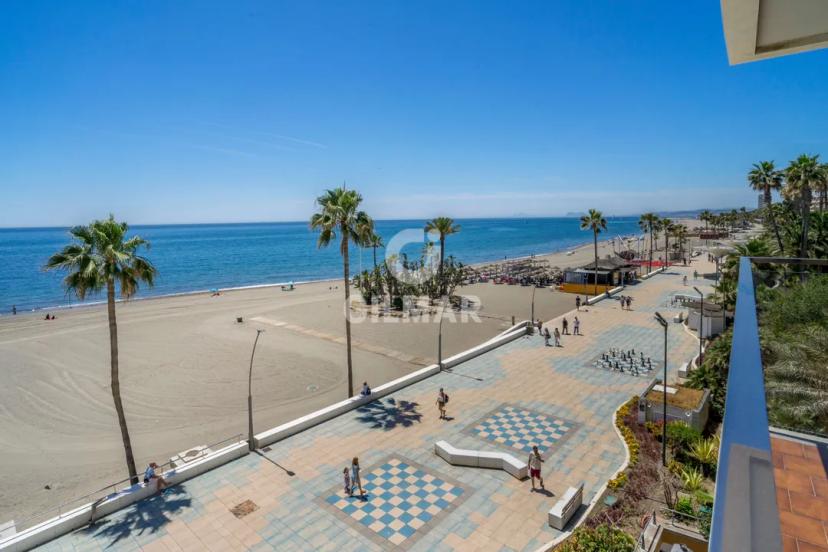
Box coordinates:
[653,311,668,328]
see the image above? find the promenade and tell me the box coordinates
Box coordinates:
[34,262,712,552]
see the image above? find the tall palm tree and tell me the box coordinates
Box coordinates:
[659,217,673,266]
[639,212,659,274]
[369,233,384,269]
[581,209,608,297]
[311,187,372,398]
[672,224,688,262]
[45,215,156,484]
[698,210,713,231]
[784,154,821,258]
[424,217,461,296]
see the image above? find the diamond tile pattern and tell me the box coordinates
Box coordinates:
[323,457,466,548]
[469,404,575,456]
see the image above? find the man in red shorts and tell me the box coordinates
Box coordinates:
[528,446,544,491]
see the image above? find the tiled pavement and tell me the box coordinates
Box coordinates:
[773,435,828,552]
[35,263,712,552]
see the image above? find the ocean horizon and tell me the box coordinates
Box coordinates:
[0,217,647,313]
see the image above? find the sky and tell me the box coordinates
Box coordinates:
[1,1,827,227]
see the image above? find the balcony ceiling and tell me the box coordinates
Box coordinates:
[721,0,828,64]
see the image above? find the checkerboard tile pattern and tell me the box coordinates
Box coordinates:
[321,457,468,549]
[467,404,576,457]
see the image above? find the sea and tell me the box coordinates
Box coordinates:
[0,217,645,313]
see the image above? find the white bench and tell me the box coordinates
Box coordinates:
[434,441,527,480]
[548,483,584,530]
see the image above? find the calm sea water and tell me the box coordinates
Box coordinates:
[0,217,644,313]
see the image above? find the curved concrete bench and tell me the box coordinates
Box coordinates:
[548,483,583,530]
[434,440,527,480]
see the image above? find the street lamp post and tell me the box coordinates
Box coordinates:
[438,297,448,370]
[248,329,264,451]
[654,311,668,467]
[530,285,537,332]
[693,286,704,366]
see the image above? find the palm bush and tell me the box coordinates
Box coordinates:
[689,437,719,475]
[680,466,704,492]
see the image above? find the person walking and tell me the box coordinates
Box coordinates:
[575,296,581,311]
[343,467,351,496]
[683,275,688,286]
[536,318,543,336]
[626,296,632,310]
[528,446,544,491]
[11,305,16,315]
[436,388,449,420]
[553,327,561,347]
[543,327,551,346]
[350,457,364,498]
[693,270,698,280]
[561,317,569,335]
[573,316,580,335]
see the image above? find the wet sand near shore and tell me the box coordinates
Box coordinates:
[0,219,701,526]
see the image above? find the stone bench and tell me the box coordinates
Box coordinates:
[434,440,527,480]
[548,483,583,530]
[678,361,690,378]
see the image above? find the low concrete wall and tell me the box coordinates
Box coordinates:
[585,285,625,306]
[0,441,248,552]
[254,323,529,448]
[639,266,667,280]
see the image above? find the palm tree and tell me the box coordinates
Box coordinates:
[748,161,785,254]
[581,209,608,297]
[368,233,384,269]
[310,187,372,398]
[672,224,688,262]
[785,154,822,258]
[424,217,461,297]
[45,215,156,484]
[639,213,659,274]
[659,217,673,266]
[821,163,828,212]
[698,210,712,231]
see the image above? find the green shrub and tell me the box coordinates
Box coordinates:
[694,490,714,508]
[675,496,695,519]
[557,525,635,552]
[680,466,704,493]
[666,422,701,458]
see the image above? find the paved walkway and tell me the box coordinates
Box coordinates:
[35,262,713,552]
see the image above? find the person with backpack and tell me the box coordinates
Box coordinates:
[436,388,449,420]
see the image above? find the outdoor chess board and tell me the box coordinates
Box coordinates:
[587,347,662,377]
[321,456,469,549]
[464,404,577,458]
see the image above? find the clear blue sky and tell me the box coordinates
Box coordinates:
[1,1,827,227]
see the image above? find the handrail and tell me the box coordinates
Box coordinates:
[4,433,243,536]
[708,257,781,552]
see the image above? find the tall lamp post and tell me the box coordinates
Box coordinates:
[438,297,448,370]
[248,329,264,451]
[530,285,537,332]
[654,311,668,467]
[693,286,704,366]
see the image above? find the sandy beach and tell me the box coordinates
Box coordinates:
[0,219,702,525]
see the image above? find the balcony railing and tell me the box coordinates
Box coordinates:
[708,256,781,552]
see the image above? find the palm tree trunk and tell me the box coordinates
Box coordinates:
[649,224,654,274]
[767,203,784,254]
[342,236,354,398]
[439,237,445,297]
[372,246,377,269]
[801,188,812,258]
[593,230,598,297]
[107,281,138,485]
[665,235,669,266]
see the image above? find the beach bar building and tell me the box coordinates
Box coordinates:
[561,257,638,294]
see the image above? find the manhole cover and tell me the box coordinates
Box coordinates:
[307,384,319,392]
[230,500,258,519]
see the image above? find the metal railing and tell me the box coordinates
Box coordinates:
[708,257,780,551]
[2,433,243,539]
